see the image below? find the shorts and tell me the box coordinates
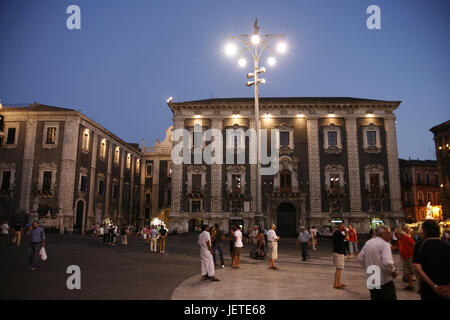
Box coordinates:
[233,247,242,257]
[333,253,345,269]
[267,242,278,260]
[402,257,414,276]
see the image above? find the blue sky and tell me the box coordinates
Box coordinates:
[0,0,449,160]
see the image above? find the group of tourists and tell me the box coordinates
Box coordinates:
[141,225,168,253]
[94,224,131,246]
[1,220,24,247]
[332,219,450,300]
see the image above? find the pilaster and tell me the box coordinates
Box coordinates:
[307,118,322,213]
[345,117,362,213]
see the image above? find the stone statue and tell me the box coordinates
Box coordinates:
[426,202,433,219]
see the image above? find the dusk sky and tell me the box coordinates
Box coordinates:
[0,0,448,160]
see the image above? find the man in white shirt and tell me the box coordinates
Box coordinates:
[197,225,219,281]
[358,225,398,300]
[232,225,244,268]
[267,224,280,270]
[309,226,318,250]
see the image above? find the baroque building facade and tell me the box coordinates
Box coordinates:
[399,159,441,222]
[430,120,450,221]
[167,97,404,236]
[0,103,143,233]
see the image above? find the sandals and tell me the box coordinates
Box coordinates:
[333,284,346,289]
[210,277,220,282]
[201,275,210,281]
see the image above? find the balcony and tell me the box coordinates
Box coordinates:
[325,184,346,198]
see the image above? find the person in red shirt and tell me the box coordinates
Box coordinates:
[392,228,416,291]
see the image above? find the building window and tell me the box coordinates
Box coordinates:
[404,172,409,184]
[327,131,337,148]
[192,174,202,193]
[6,128,16,144]
[416,173,421,185]
[46,127,57,144]
[280,131,290,148]
[98,179,105,196]
[114,147,120,165]
[126,153,131,170]
[145,194,151,205]
[99,139,107,158]
[80,175,88,192]
[231,174,241,193]
[417,192,424,205]
[436,193,440,204]
[367,131,377,147]
[329,173,340,189]
[370,174,380,189]
[145,208,150,219]
[1,171,11,192]
[405,192,411,204]
[280,170,292,193]
[82,129,90,151]
[42,171,52,192]
[427,192,433,204]
[136,159,140,174]
[191,200,201,212]
[124,184,130,201]
[434,174,439,186]
[112,184,119,200]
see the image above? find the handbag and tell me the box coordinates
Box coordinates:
[39,247,47,261]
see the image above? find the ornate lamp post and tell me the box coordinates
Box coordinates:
[225,19,287,223]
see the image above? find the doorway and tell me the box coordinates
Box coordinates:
[276,202,297,237]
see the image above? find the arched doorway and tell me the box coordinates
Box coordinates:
[276,202,297,237]
[74,200,84,234]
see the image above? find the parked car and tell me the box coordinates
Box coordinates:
[317,226,334,240]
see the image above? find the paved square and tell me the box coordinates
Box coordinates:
[0,233,420,300]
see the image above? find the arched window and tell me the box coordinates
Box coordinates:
[280,170,292,193]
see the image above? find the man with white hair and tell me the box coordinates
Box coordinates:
[267,224,280,270]
[358,225,398,300]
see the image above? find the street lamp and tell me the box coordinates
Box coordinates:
[225,19,286,222]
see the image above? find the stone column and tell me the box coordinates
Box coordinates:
[139,156,145,226]
[384,117,402,220]
[104,142,113,221]
[211,118,223,213]
[19,118,37,214]
[118,149,125,223]
[129,154,135,222]
[86,131,98,234]
[345,117,362,214]
[307,117,322,214]
[58,117,80,232]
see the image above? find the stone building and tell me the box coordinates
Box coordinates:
[430,120,450,221]
[0,103,143,233]
[167,97,404,236]
[399,159,441,222]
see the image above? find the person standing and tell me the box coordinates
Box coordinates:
[412,219,450,300]
[159,225,168,254]
[27,221,46,271]
[211,224,225,268]
[150,225,158,253]
[358,225,397,300]
[121,225,128,245]
[309,225,318,250]
[332,224,347,289]
[197,225,220,282]
[228,227,235,265]
[267,224,280,270]
[11,223,22,247]
[1,220,9,247]
[249,225,259,259]
[347,224,359,259]
[392,228,415,291]
[232,225,243,268]
[297,226,311,261]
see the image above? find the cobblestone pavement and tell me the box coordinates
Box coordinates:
[0,233,421,300]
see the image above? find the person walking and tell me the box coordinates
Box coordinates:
[211,224,225,268]
[150,225,158,253]
[297,226,311,261]
[197,225,220,282]
[27,221,46,271]
[358,225,397,300]
[347,224,359,259]
[267,224,280,270]
[159,225,168,253]
[1,220,9,247]
[232,225,243,268]
[121,225,128,245]
[228,226,235,266]
[392,228,415,291]
[309,225,318,250]
[11,223,22,247]
[412,219,450,300]
[332,223,347,289]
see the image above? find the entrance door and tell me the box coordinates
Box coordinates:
[276,203,297,237]
[75,201,84,234]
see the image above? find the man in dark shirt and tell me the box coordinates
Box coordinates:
[413,219,450,300]
[211,224,225,268]
[159,226,167,254]
[332,224,347,289]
